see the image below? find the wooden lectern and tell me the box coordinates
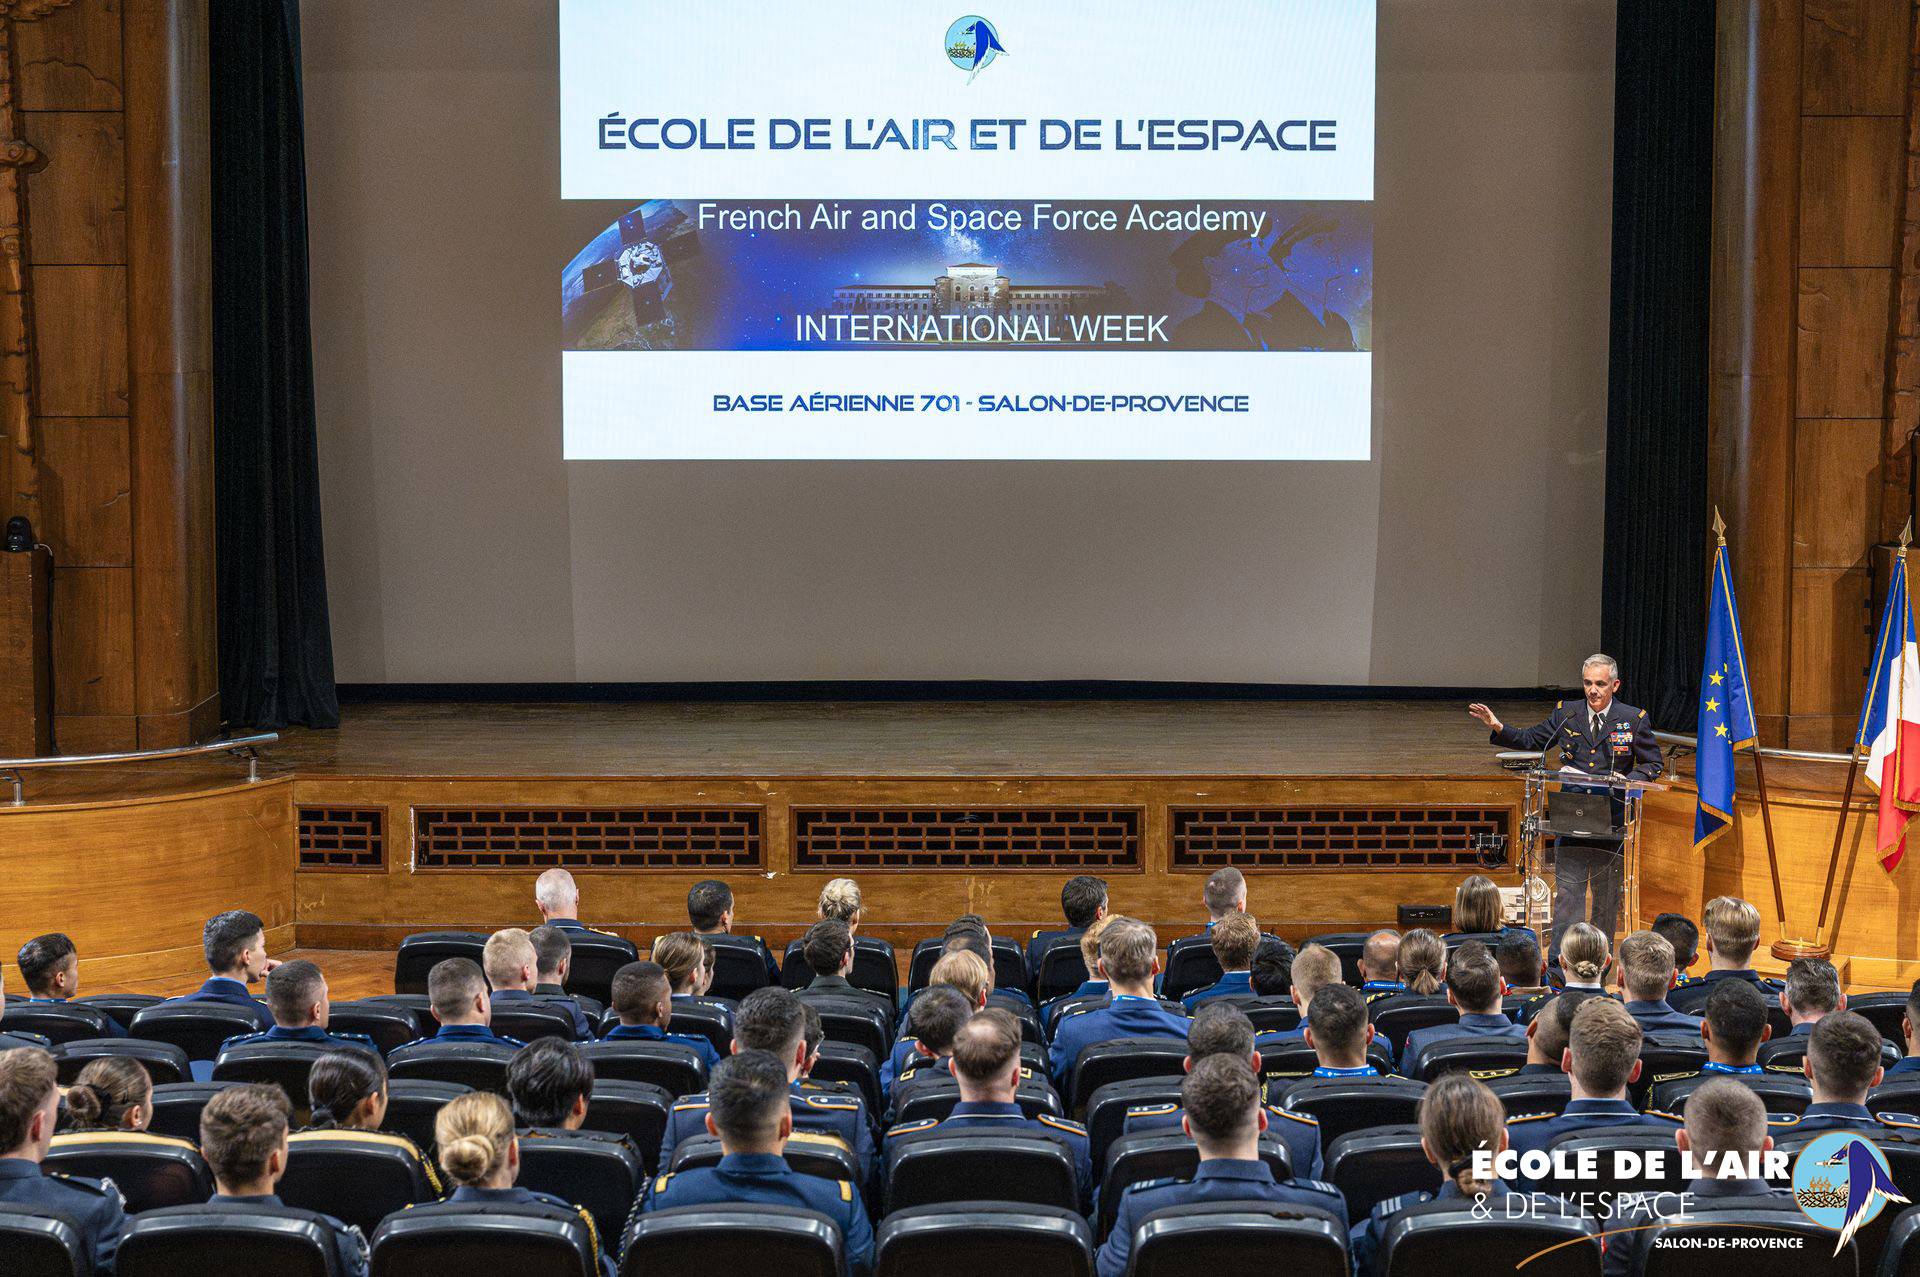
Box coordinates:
[0,545,53,756]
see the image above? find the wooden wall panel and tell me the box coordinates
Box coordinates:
[1804,0,1911,115]
[1799,114,1903,265]
[49,564,131,714]
[14,0,121,111]
[1788,566,1871,722]
[1798,267,1895,418]
[35,418,130,566]
[21,110,124,264]
[28,264,127,417]
[1793,418,1881,565]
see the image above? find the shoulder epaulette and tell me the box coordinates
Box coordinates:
[44,1172,116,1197]
[787,1130,852,1152]
[1295,1178,1341,1195]
[1129,1102,1178,1118]
[671,1100,708,1112]
[1675,975,1701,986]
[1762,1064,1805,1075]
[1124,1176,1186,1194]
[837,1179,853,1202]
[1878,1111,1920,1131]
[1468,1067,1520,1081]
[1374,1189,1433,1216]
[53,1131,196,1152]
[1555,700,1564,709]
[1650,1069,1700,1084]
[800,1093,859,1111]
[1765,1113,1800,1127]
[1637,709,1648,719]
[886,1118,939,1138]
[1267,1106,1319,1127]
[1507,1112,1554,1125]
[1057,1004,1097,1021]
[1037,1115,1087,1135]
[588,926,619,938]
[1643,1109,1682,1123]
[654,1173,674,1193]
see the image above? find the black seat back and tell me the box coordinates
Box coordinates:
[372,1199,599,1276]
[387,1041,517,1093]
[1084,1076,1184,1172]
[704,936,775,1002]
[212,1040,342,1112]
[579,1039,707,1096]
[118,1205,344,1277]
[1281,1077,1427,1148]
[799,994,892,1061]
[885,1131,1079,1213]
[146,1081,240,1141]
[1367,996,1458,1059]
[0,1202,87,1277]
[1651,1071,1811,1116]
[382,1079,471,1153]
[1220,996,1300,1034]
[559,931,639,1006]
[1324,1125,1440,1226]
[1871,1078,1920,1118]
[810,1040,882,1113]
[515,1129,644,1251]
[1,1002,119,1045]
[1633,1035,1708,1108]
[1129,1200,1349,1277]
[280,1129,441,1238]
[129,1002,272,1063]
[487,1001,580,1044]
[1035,943,1091,1005]
[1070,1037,1190,1111]
[393,933,488,996]
[353,995,437,1035]
[1097,1131,1292,1242]
[782,936,900,1007]
[621,1205,841,1277]
[44,1132,212,1214]
[907,938,1029,998]
[1306,932,1374,987]
[583,1079,674,1174]
[877,1202,1094,1277]
[325,1001,425,1054]
[664,1002,732,1056]
[71,994,162,1032]
[54,1038,191,1086]
[1413,1037,1529,1082]
[1881,1205,1920,1277]
[891,1073,1061,1126]
[1641,1208,1855,1276]
[1484,1073,1571,1119]
[1382,1201,1601,1277]
[1849,992,1911,1051]
[669,1130,861,1184]
[1162,940,1225,1002]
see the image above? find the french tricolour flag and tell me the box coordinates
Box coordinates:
[1860,557,1919,871]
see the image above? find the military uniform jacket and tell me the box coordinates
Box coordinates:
[387,1023,525,1067]
[492,987,594,1041]
[164,976,272,1020]
[1666,968,1783,1015]
[660,1082,877,1185]
[886,1101,1092,1207]
[0,1155,126,1274]
[446,1185,615,1277]
[1400,1013,1528,1073]
[1048,994,1192,1086]
[1505,1098,1679,1190]
[1027,927,1087,982]
[1490,698,1663,782]
[1604,1178,1797,1277]
[643,1152,873,1277]
[1350,1177,1513,1277]
[1120,1100,1323,1180]
[206,1194,369,1277]
[544,917,622,941]
[24,996,127,1037]
[1094,1158,1346,1277]
[1180,971,1254,1013]
[1886,1055,1920,1076]
[601,1022,720,1070]
[217,1023,380,1056]
[1775,1101,1920,1138]
[1623,1000,1704,1035]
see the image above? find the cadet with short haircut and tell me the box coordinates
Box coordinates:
[603,960,720,1067]
[388,958,524,1069]
[1048,918,1190,1086]
[1028,875,1109,981]
[1668,897,1783,1015]
[221,958,377,1057]
[16,933,126,1036]
[0,1047,126,1272]
[507,1038,595,1130]
[1793,1010,1897,1137]
[1780,957,1844,1036]
[485,927,592,1040]
[796,919,892,1019]
[890,985,974,1092]
[1263,942,1344,1045]
[156,910,274,1031]
[1181,912,1264,1011]
[1617,931,1703,1034]
[199,1082,369,1277]
[1360,930,1406,997]
[1504,999,1677,1190]
[686,879,780,985]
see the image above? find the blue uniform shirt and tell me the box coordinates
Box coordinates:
[208,1194,368,1277]
[166,976,270,1014]
[644,1152,873,1277]
[1505,1098,1679,1190]
[218,1024,380,1056]
[400,1023,525,1050]
[24,996,127,1038]
[1180,971,1253,1013]
[1779,1101,1885,1137]
[0,1156,126,1274]
[1120,1101,1323,1180]
[447,1184,615,1276]
[1400,1013,1527,1072]
[492,988,594,1041]
[602,1022,720,1070]
[659,1082,877,1186]
[1350,1177,1513,1277]
[1095,1158,1346,1277]
[887,1101,1092,1206]
[1049,994,1191,1087]
[1884,1056,1920,1076]
[1623,1000,1704,1035]
[1043,982,1109,1029]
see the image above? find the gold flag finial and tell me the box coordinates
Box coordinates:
[1712,506,1727,546]
[1901,518,1913,556]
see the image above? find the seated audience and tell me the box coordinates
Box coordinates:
[796,919,891,1018]
[63,1056,152,1132]
[1249,935,1294,998]
[1027,874,1109,981]
[1605,1081,1794,1277]
[1444,874,1505,939]
[1400,941,1525,1070]
[1043,916,1112,1024]
[160,910,275,1016]
[1095,1055,1345,1277]
[305,1049,391,1132]
[507,1038,594,1131]
[527,924,580,1000]
[603,960,720,1068]
[388,958,524,1062]
[652,931,724,1007]
[16,933,126,1036]
[939,917,1032,1010]
[1780,957,1844,1037]
[1300,983,1385,1079]
[435,1089,612,1276]
[1889,978,1920,1075]
[1396,928,1447,995]
[1048,918,1190,1086]
[658,987,875,1183]
[887,950,992,1091]
[687,879,780,984]
[0,1048,125,1271]
[533,867,616,938]
[1359,930,1404,999]
[1497,931,1548,995]
[1351,1073,1512,1276]
[1617,931,1703,1034]
[887,1008,1092,1206]
[221,959,378,1055]
[1668,896,1783,1014]
[1518,992,1593,1076]
[486,928,591,1040]
[1263,943,1343,1045]
[1121,1002,1324,1178]
[1505,999,1677,1189]
[1646,980,1778,1110]
[817,878,865,931]
[642,1050,872,1277]
[1793,1011,1893,1136]
[1181,912,1262,1011]
[1556,923,1611,993]
[1651,911,1702,982]
[199,1082,369,1276]
[889,986,974,1093]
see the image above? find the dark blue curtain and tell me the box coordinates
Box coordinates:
[1600,0,1716,730]
[210,0,339,728]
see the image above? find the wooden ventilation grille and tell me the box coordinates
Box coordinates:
[792,807,1142,872]
[297,807,387,871]
[1170,806,1511,871]
[412,807,763,871]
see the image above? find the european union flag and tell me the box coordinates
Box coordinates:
[1695,537,1759,849]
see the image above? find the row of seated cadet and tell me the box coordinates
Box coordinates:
[5,870,1920,1274]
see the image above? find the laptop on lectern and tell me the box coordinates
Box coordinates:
[1547,790,1623,843]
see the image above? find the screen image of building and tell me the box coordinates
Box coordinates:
[832,263,1119,323]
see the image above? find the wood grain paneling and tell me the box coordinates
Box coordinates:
[0,547,52,755]
[35,417,129,566]
[1803,0,1911,117]
[21,109,124,264]
[49,564,130,714]
[1797,267,1895,418]
[51,712,136,754]
[1793,418,1880,566]
[1799,114,1904,266]
[1788,566,1871,717]
[30,264,127,417]
[15,0,122,111]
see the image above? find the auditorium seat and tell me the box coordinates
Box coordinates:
[621,1205,841,1277]
[325,1000,426,1054]
[908,937,1030,999]
[487,1000,582,1044]
[1409,1036,1529,1082]
[1256,1040,1396,1089]
[0,1201,89,1277]
[1543,1128,1688,1204]
[1215,995,1300,1034]
[1648,1070,1812,1115]
[515,1127,644,1251]
[280,1128,442,1238]
[877,1203,1094,1277]
[810,1040,882,1113]
[1127,1199,1349,1277]
[44,1130,212,1213]
[664,1000,733,1056]
[1,1001,121,1045]
[885,1131,1080,1213]
[1366,996,1458,1060]
[371,1199,602,1276]
[1160,940,1225,1002]
[801,994,893,1061]
[781,935,901,1008]
[670,1129,861,1184]
[1034,943,1091,1006]
[1046,991,1187,1030]
[1441,931,1504,956]
[1880,1206,1920,1277]
[392,932,488,996]
[354,994,438,1035]
[583,1078,674,1173]
[1848,992,1911,1050]
[383,1078,471,1152]
[146,1080,239,1141]
[1323,1125,1440,1226]
[704,935,778,1002]
[118,1205,357,1277]
[1069,1037,1190,1112]
[1869,1077,1920,1118]
[890,1072,1061,1126]
[212,1038,343,1111]
[555,930,639,1006]
[129,1001,272,1063]
[1097,1131,1292,1242]
[1758,1033,1900,1072]
[1630,1035,1708,1109]
[1379,1203,1601,1277]
[1084,1076,1183,1171]
[71,994,162,1033]
[386,1038,517,1092]
[1278,1075,1427,1148]
[1483,1073,1571,1120]
[1305,933,1374,987]
[579,1038,707,1096]
[54,1038,190,1086]
[1639,1208,1852,1277]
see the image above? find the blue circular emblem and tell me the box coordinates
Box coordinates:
[945,15,1005,75]
[1792,1132,1901,1235]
